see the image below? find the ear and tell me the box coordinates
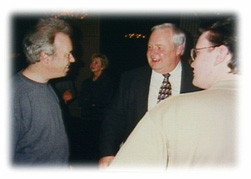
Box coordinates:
[176,45,184,56]
[100,66,105,71]
[40,51,50,64]
[214,45,229,66]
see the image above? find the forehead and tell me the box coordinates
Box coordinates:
[54,32,72,50]
[92,57,102,62]
[149,28,173,43]
[196,31,211,48]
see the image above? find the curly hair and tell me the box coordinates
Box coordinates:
[23,18,72,64]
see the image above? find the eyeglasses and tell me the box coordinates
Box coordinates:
[190,45,220,62]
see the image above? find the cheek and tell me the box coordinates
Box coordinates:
[162,49,176,58]
[158,49,167,56]
[58,56,68,65]
[146,50,156,59]
[91,63,97,67]
[193,60,205,76]
[147,49,166,56]
[146,51,150,57]
[192,60,212,89]
[91,63,102,69]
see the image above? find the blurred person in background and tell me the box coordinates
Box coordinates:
[79,53,114,120]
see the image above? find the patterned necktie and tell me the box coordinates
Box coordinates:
[157,73,172,103]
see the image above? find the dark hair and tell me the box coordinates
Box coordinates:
[201,17,238,74]
[23,18,72,64]
[91,53,109,69]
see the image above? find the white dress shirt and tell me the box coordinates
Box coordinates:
[147,61,182,110]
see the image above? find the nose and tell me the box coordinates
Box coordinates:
[69,53,75,63]
[147,48,158,57]
[90,61,96,66]
[190,60,195,68]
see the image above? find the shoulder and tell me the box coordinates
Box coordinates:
[149,90,206,118]
[100,73,113,81]
[118,66,152,89]
[12,72,48,100]
[99,73,114,86]
[124,65,151,75]
[81,77,92,85]
[121,65,151,80]
[148,85,237,128]
[12,72,30,94]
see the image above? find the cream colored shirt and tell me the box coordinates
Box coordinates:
[109,80,238,170]
[148,61,181,110]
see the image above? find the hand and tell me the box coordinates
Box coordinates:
[99,156,115,169]
[62,90,73,104]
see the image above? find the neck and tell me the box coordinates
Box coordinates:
[214,60,239,84]
[93,71,103,81]
[161,59,180,75]
[22,64,49,83]
[209,69,239,89]
[218,72,239,82]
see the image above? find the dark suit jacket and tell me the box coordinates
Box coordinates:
[99,61,201,157]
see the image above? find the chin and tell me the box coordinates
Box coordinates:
[192,80,206,89]
[56,72,67,79]
[63,72,69,76]
[192,79,200,88]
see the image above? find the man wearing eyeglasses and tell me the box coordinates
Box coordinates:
[108,18,239,169]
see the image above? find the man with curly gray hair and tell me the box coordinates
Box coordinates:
[12,18,75,166]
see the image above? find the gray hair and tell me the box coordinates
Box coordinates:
[23,18,72,64]
[151,23,186,54]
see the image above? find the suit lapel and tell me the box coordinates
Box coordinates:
[180,61,201,93]
[134,66,152,116]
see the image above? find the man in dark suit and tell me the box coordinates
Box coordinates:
[99,23,201,168]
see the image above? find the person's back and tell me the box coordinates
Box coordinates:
[109,80,238,169]
[151,80,238,167]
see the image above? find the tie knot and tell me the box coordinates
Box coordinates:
[163,73,170,78]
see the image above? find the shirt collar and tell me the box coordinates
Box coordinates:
[152,61,182,77]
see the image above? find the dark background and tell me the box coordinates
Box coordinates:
[11,13,231,82]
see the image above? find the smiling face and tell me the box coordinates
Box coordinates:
[147,28,181,74]
[48,32,75,78]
